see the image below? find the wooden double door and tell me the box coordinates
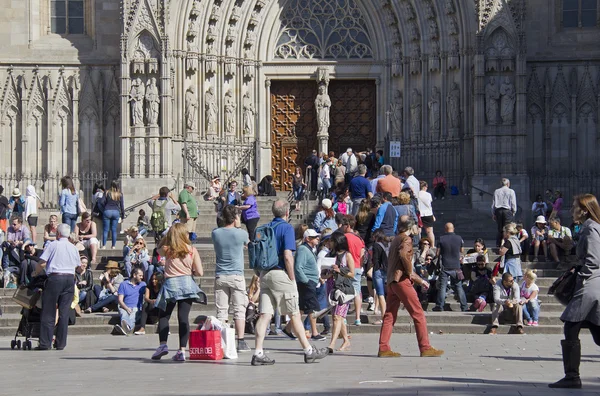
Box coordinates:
[270,80,376,191]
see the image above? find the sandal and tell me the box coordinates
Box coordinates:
[373,320,383,325]
[83,308,92,314]
[102,307,110,313]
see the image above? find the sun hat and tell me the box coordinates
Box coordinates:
[535,215,547,224]
[11,188,20,197]
[321,198,332,210]
[105,260,120,270]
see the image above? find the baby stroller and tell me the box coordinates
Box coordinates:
[10,276,46,350]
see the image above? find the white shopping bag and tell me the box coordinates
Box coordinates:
[200,316,225,331]
[221,327,238,360]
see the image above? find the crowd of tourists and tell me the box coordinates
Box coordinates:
[1,149,599,390]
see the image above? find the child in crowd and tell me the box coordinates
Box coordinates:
[531,216,549,262]
[521,269,540,326]
[334,189,349,215]
[137,209,150,236]
[516,222,530,262]
[470,255,493,312]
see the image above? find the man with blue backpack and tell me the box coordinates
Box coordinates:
[248,199,329,366]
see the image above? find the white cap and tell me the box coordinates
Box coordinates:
[535,215,547,224]
[184,182,196,190]
[303,229,320,239]
[321,198,332,209]
[346,148,353,153]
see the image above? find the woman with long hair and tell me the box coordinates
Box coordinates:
[549,194,600,389]
[101,180,125,249]
[135,272,164,335]
[152,223,203,362]
[59,176,79,231]
[292,167,306,211]
[313,198,338,233]
[355,199,375,244]
[371,229,390,325]
[326,231,355,353]
[418,181,436,246]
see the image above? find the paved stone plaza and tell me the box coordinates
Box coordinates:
[1,333,600,395]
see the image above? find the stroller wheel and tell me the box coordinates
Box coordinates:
[24,340,32,350]
[10,340,16,350]
[16,340,21,350]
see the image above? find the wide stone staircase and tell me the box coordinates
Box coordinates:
[0,194,568,341]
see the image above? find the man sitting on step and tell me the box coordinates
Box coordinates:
[114,267,146,336]
[489,272,524,335]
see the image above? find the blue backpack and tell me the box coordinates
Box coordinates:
[248,222,284,271]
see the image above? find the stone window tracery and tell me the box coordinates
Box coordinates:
[561,0,599,28]
[51,0,85,34]
[274,0,373,60]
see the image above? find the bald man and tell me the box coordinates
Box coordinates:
[433,223,467,312]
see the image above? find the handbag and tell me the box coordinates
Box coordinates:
[13,286,42,309]
[189,330,223,360]
[78,196,87,215]
[549,265,581,306]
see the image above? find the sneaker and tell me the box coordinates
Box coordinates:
[378,350,401,358]
[171,350,186,362]
[320,329,331,336]
[151,344,169,360]
[282,328,297,340]
[304,345,329,363]
[274,328,284,335]
[532,321,539,327]
[237,340,251,352]
[251,353,275,366]
[354,320,362,326]
[420,346,444,357]
[311,334,327,341]
[488,327,497,335]
[367,303,375,312]
[121,320,131,335]
[134,329,146,335]
[526,320,533,326]
[113,324,127,336]
[432,306,443,312]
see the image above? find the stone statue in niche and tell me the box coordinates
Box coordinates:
[408,20,418,39]
[129,77,145,126]
[447,82,460,128]
[429,19,438,39]
[205,86,217,135]
[449,16,458,35]
[424,1,435,19]
[485,77,500,125]
[145,77,160,126]
[445,0,455,14]
[428,86,441,131]
[185,86,198,130]
[224,89,236,135]
[389,90,403,135]
[410,88,422,133]
[315,84,331,136]
[243,91,255,136]
[500,77,516,125]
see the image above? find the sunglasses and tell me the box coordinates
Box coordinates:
[12,223,18,226]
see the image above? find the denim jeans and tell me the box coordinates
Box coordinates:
[90,294,117,312]
[62,212,78,232]
[102,209,120,247]
[304,284,331,332]
[522,299,540,322]
[118,307,140,330]
[322,178,331,198]
[373,269,387,296]
[293,185,304,202]
[436,269,468,311]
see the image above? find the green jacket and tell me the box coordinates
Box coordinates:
[294,243,319,285]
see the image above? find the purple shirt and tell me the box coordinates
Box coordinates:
[242,195,260,222]
[7,225,31,243]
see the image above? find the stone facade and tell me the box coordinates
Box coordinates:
[0,0,598,207]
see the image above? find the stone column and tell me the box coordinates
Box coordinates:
[72,83,80,176]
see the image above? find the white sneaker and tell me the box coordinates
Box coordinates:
[121,320,131,334]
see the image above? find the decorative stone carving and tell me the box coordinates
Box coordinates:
[500,77,516,125]
[428,86,441,131]
[275,0,373,59]
[226,24,237,42]
[485,77,500,125]
[389,90,403,136]
[205,42,217,74]
[445,0,455,15]
[206,24,217,42]
[231,6,241,22]
[424,1,435,19]
[429,40,440,72]
[410,88,422,134]
[245,29,257,47]
[185,85,198,131]
[408,20,419,40]
[210,5,220,22]
[129,77,145,126]
[448,16,458,35]
[448,37,460,70]
[315,84,331,137]
[224,89,236,135]
[392,46,403,77]
[244,59,255,80]
[205,86,217,135]
[249,10,260,26]
[225,45,236,76]
[145,77,159,126]
[429,19,438,39]
[243,91,255,136]
[447,82,460,129]
[410,43,421,74]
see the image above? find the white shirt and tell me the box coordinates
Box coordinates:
[418,190,434,217]
[492,186,517,215]
[406,175,420,197]
[320,164,330,179]
[40,237,81,275]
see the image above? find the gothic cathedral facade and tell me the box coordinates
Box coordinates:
[0,0,598,206]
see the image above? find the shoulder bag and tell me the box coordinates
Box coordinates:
[548,265,581,306]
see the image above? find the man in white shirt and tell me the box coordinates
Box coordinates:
[403,167,420,197]
[547,217,573,264]
[491,178,517,247]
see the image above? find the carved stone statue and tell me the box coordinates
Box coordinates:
[205,86,217,134]
[449,16,458,35]
[447,82,460,128]
[485,77,500,125]
[389,90,403,135]
[129,77,145,126]
[445,0,455,14]
[314,85,331,136]
[243,91,255,136]
[410,88,422,133]
[428,86,441,131]
[408,21,418,39]
[145,78,160,126]
[185,86,198,130]
[500,77,516,125]
[224,89,236,135]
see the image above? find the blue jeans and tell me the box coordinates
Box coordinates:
[102,210,120,247]
[322,178,331,198]
[118,307,140,330]
[304,284,331,332]
[90,293,118,312]
[62,212,78,232]
[293,185,304,202]
[522,300,540,322]
[436,269,468,311]
[373,269,387,296]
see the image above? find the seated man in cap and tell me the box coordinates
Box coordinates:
[84,260,124,313]
[2,217,31,269]
[19,240,42,286]
[547,217,573,265]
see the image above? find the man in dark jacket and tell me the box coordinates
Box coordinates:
[304,150,320,197]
